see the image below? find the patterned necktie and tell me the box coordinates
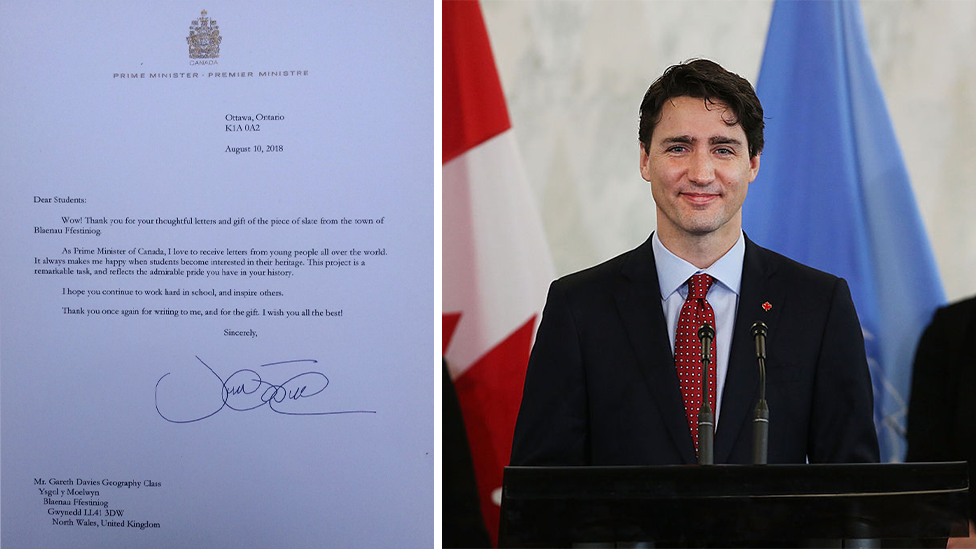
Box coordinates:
[675,273,717,454]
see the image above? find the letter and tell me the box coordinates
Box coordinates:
[1,3,432,546]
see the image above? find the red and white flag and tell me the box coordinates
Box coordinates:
[443,0,554,543]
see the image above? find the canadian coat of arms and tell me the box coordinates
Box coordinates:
[187,10,221,59]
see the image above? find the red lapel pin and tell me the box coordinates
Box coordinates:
[762,301,772,312]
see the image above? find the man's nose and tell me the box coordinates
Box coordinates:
[688,152,715,185]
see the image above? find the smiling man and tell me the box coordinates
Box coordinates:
[510,59,879,466]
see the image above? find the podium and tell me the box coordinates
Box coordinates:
[499,462,969,547]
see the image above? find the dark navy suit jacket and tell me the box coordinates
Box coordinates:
[511,234,880,466]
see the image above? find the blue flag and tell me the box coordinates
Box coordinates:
[745,0,945,462]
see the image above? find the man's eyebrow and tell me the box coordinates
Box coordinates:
[709,136,743,146]
[661,135,694,145]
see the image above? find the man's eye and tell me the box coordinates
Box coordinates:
[666,145,687,153]
[715,147,734,155]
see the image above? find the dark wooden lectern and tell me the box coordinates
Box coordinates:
[500,462,968,547]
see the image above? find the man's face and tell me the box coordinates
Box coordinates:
[640,95,760,242]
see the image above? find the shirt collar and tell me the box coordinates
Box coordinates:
[652,231,745,299]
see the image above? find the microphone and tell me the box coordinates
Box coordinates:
[697,322,715,465]
[751,321,769,465]
[698,323,715,363]
[751,321,767,360]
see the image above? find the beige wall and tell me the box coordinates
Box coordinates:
[482,0,976,304]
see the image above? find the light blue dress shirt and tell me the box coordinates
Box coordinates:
[651,231,745,427]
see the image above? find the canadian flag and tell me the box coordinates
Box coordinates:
[442,0,555,544]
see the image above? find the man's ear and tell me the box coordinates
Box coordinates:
[639,143,652,182]
[748,153,761,183]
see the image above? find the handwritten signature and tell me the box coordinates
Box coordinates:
[155,356,376,423]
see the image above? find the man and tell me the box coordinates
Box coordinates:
[510,59,879,466]
[907,296,976,547]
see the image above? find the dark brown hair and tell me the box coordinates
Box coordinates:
[638,59,764,158]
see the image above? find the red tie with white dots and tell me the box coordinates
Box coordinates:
[675,273,717,454]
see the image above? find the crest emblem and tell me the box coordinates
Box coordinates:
[187,10,222,59]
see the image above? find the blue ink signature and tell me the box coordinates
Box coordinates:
[155,356,376,423]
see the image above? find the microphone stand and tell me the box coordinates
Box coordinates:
[751,321,769,465]
[697,323,715,465]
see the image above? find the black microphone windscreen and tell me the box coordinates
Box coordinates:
[751,321,767,338]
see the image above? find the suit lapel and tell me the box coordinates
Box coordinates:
[614,236,697,464]
[715,237,786,462]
